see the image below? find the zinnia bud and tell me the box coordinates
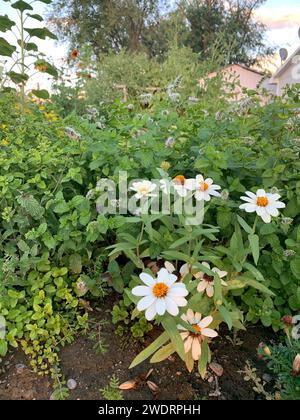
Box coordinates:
[160,161,170,171]
[292,354,300,376]
[263,346,271,356]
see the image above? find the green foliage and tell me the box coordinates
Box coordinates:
[0,0,57,100]
[100,375,124,401]
[260,338,300,400]
[112,300,153,340]
[49,0,271,65]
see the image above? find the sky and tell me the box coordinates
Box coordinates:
[1,0,300,89]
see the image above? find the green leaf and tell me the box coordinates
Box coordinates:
[24,27,57,40]
[0,15,15,31]
[150,343,175,363]
[53,201,69,214]
[219,306,233,330]
[31,89,49,99]
[12,1,33,12]
[8,71,29,84]
[0,316,6,340]
[243,262,265,282]
[69,254,82,274]
[42,233,56,249]
[0,340,8,357]
[198,340,210,379]
[108,260,124,293]
[129,332,169,368]
[248,234,259,265]
[0,37,16,57]
[245,279,275,296]
[17,195,44,220]
[17,39,38,51]
[237,215,253,234]
[291,258,300,280]
[161,250,190,263]
[27,13,43,22]
[161,316,185,361]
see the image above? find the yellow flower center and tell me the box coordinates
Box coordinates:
[173,175,186,185]
[139,186,150,195]
[256,196,268,207]
[199,182,209,191]
[192,324,202,333]
[153,282,169,298]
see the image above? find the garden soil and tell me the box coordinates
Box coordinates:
[0,297,275,400]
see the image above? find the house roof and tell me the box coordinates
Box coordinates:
[230,63,266,76]
[271,46,300,81]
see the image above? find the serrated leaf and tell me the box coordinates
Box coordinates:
[17,195,44,220]
[69,254,82,274]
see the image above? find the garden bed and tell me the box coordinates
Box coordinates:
[0,297,274,401]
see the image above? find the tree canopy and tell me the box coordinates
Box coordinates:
[48,0,273,65]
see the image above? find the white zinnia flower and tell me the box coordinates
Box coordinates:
[172,175,195,197]
[132,268,188,321]
[196,262,227,298]
[178,309,218,361]
[194,175,221,201]
[130,180,157,199]
[239,189,285,224]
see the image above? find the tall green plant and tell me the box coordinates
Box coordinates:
[0,0,58,102]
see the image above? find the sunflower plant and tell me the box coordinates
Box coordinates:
[0,0,58,103]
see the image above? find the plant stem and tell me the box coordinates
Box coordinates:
[136,221,145,264]
[20,10,25,107]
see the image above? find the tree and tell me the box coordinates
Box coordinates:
[181,0,273,65]
[48,0,164,56]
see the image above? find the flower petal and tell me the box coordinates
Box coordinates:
[139,272,155,287]
[184,335,193,353]
[198,316,213,329]
[164,261,176,273]
[155,298,166,316]
[192,338,201,360]
[157,268,170,282]
[206,284,214,297]
[137,295,156,311]
[201,328,218,338]
[197,281,207,292]
[132,285,151,296]
[145,303,157,321]
[165,297,179,316]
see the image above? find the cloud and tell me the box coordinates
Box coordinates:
[254,7,300,30]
